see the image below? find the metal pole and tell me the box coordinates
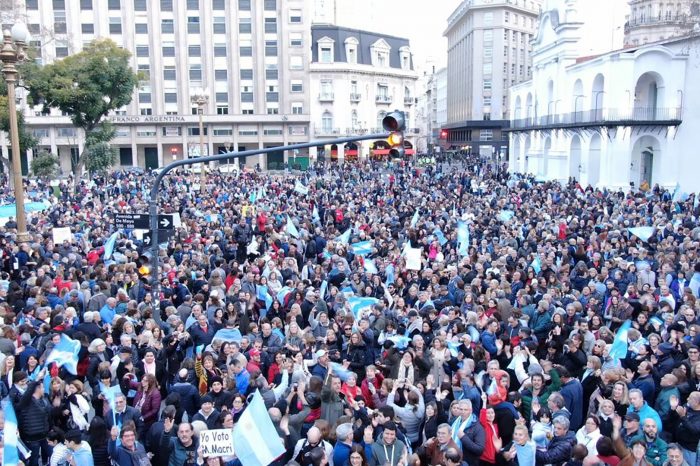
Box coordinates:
[198,102,205,193]
[148,132,390,305]
[1,32,29,242]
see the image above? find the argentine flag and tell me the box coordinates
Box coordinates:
[531,257,542,274]
[46,334,81,375]
[213,328,243,343]
[457,221,470,257]
[609,320,632,362]
[446,340,460,357]
[385,263,395,285]
[498,210,515,222]
[337,228,351,245]
[411,210,420,228]
[1,399,20,466]
[364,258,378,274]
[352,240,373,257]
[286,215,300,238]
[433,228,448,246]
[313,205,320,224]
[319,280,328,299]
[388,335,412,350]
[104,231,119,260]
[628,226,655,242]
[277,286,293,304]
[233,391,286,466]
[330,362,353,381]
[348,296,378,320]
[257,285,273,312]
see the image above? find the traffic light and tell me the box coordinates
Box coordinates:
[440,129,448,139]
[383,111,406,158]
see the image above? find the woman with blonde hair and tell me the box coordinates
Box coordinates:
[429,337,451,386]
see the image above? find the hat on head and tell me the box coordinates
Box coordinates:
[624,412,640,422]
[201,394,214,404]
[315,349,327,359]
[528,363,544,376]
[210,376,223,385]
[658,342,675,355]
[249,348,260,357]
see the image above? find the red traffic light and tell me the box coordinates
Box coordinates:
[440,130,448,139]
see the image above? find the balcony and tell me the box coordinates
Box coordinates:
[508,107,683,131]
[376,95,392,104]
[625,14,695,32]
[314,126,341,137]
[404,96,415,106]
[350,93,361,102]
[318,93,334,102]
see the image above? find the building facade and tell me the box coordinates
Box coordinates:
[308,25,419,161]
[416,66,448,153]
[443,0,542,159]
[508,0,700,192]
[2,0,313,173]
[624,0,700,46]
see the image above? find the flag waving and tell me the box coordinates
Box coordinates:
[233,391,285,466]
[1,399,20,466]
[46,334,81,375]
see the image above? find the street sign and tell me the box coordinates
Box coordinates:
[157,214,174,229]
[114,213,150,230]
[142,229,174,246]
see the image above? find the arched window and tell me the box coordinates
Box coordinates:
[322,111,333,132]
[376,111,386,129]
[351,110,358,129]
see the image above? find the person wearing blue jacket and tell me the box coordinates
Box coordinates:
[108,425,150,466]
[558,367,584,431]
[628,388,664,432]
[481,319,499,357]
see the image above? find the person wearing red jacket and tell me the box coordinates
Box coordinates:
[360,365,384,409]
[480,392,503,466]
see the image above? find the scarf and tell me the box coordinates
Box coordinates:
[398,359,414,384]
[451,413,476,442]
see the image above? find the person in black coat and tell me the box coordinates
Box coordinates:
[17,380,51,466]
[170,368,201,419]
[145,406,177,466]
[105,392,146,440]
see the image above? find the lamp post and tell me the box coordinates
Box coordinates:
[0,24,30,243]
[190,90,208,194]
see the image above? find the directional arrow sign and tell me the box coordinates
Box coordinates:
[142,231,152,246]
[142,230,174,247]
[158,214,174,229]
[114,213,150,230]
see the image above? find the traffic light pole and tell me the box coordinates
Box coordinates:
[147,132,389,305]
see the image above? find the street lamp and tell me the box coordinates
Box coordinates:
[190,89,209,194]
[0,23,30,243]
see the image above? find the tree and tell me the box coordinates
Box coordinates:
[84,141,117,174]
[26,38,138,182]
[30,149,59,180]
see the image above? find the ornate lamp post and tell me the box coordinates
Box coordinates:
[190,90,209,194]
[0,23,30,242]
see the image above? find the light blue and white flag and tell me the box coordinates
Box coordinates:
[531,257,542,275]
[257,285,273,311]
[352,240,373,257]
[337,229,351,245]
[1,399,20,466]
[319,280,328,299]
[341,286,355,298]
[232,391,286,466]
[277,286,293,304]
[411,210,420,228]
[388,335,412,350]
[294,181,309,195]
[364,258,378,274]
[649,315,664,328]
[446,341,460,357]
[348,296,379,320]
[312,205,320,224]
[694,194,699,209]
[248,189,257,204]
[330,362,353,381]
[628,227,655,242]
[672,183,687,203]
[498,210,515,222]
[213,328,243,342]
[457,221,470,257]
[46,334,81,375]
[286,215,299,238]
[100,383,123,425]
[104,231,119,260]
[609,320,632,362]
[385,263,395,285]
[433,228,448,246]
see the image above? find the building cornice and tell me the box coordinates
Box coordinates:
[309,63,419,80]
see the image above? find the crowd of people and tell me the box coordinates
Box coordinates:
[0,155,699,466]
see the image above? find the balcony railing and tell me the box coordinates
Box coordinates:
[404,96,415,105]
[350,93,361,102]
[626,14,694,28]
[510,107,682,130]
[376,95,393,104]
[314,126,341,136]
[318,93,334,102]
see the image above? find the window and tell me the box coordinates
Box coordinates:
[242,109,254,115]
[135,23,148,34]
[137,64,150,79]
[80,0,92,9]
[241,92,254,103]
[265,41,277,57]
[109,17,122,34]
[290,32,303,47]
[264,0,276,10]
[238,127,257,135]
[484,11,493,25]
[265,18,277,34]
[214,44,227,57]
[265,68,278,80]
[28,24,40,35]
[188,17,200,34]
[189,65,202,81]
[483,96,492,106]
[54,12,67,34]
[215,92,228,103]
[108,0,120,9]
[240,45,252,57]
[81,24,95,34]
[162,19,174,34]
[321,111,333,132]
[240,69,253,80]
[291,80,303,92]
[213,128,232,136]
[292,103,303,114]
[351,110,358,128]
[162,46,175,57]
[238,0,250,10]
[213,17,226,34]
[504,11,510,22]
[188,45,201,57]
[187,0,199,9]
[266,92,279,102]
[139,93,151,103]
[483,80,492,91]
[216,106,229,115]
[187,127,208,136]
[480,130,493,141]
[136,46,149,57]
[133,0,146,10]
[290,56,303,69]
[213,0,225,9]
[320,47,332,63]
[215,69,227,80]
[160,0,173,10]
[483,63,492,75]
[55,46,69,57]
[289,9,302,23]
[164,93,177,103]
[26,0,38,9]
[239,18,252,34]
[484,30,493,43]
[163,66,176,80]
[377,52,386,67]
[484,47,493,60]
[53,0,65,7]
[33,128,49,138]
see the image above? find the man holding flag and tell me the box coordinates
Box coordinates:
[15,380,51,466]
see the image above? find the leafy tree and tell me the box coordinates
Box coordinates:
[26,38,138,181]
[83,141,117,174]
[30,149,59,179]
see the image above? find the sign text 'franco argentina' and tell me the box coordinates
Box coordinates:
[109,115,186,124]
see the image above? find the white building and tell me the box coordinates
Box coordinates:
[625,0,700,47]
[416,66,448,153]
[508,0,700,192]
[2,0,313,174]
[308,25,419,161]
[443,0,542,158]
